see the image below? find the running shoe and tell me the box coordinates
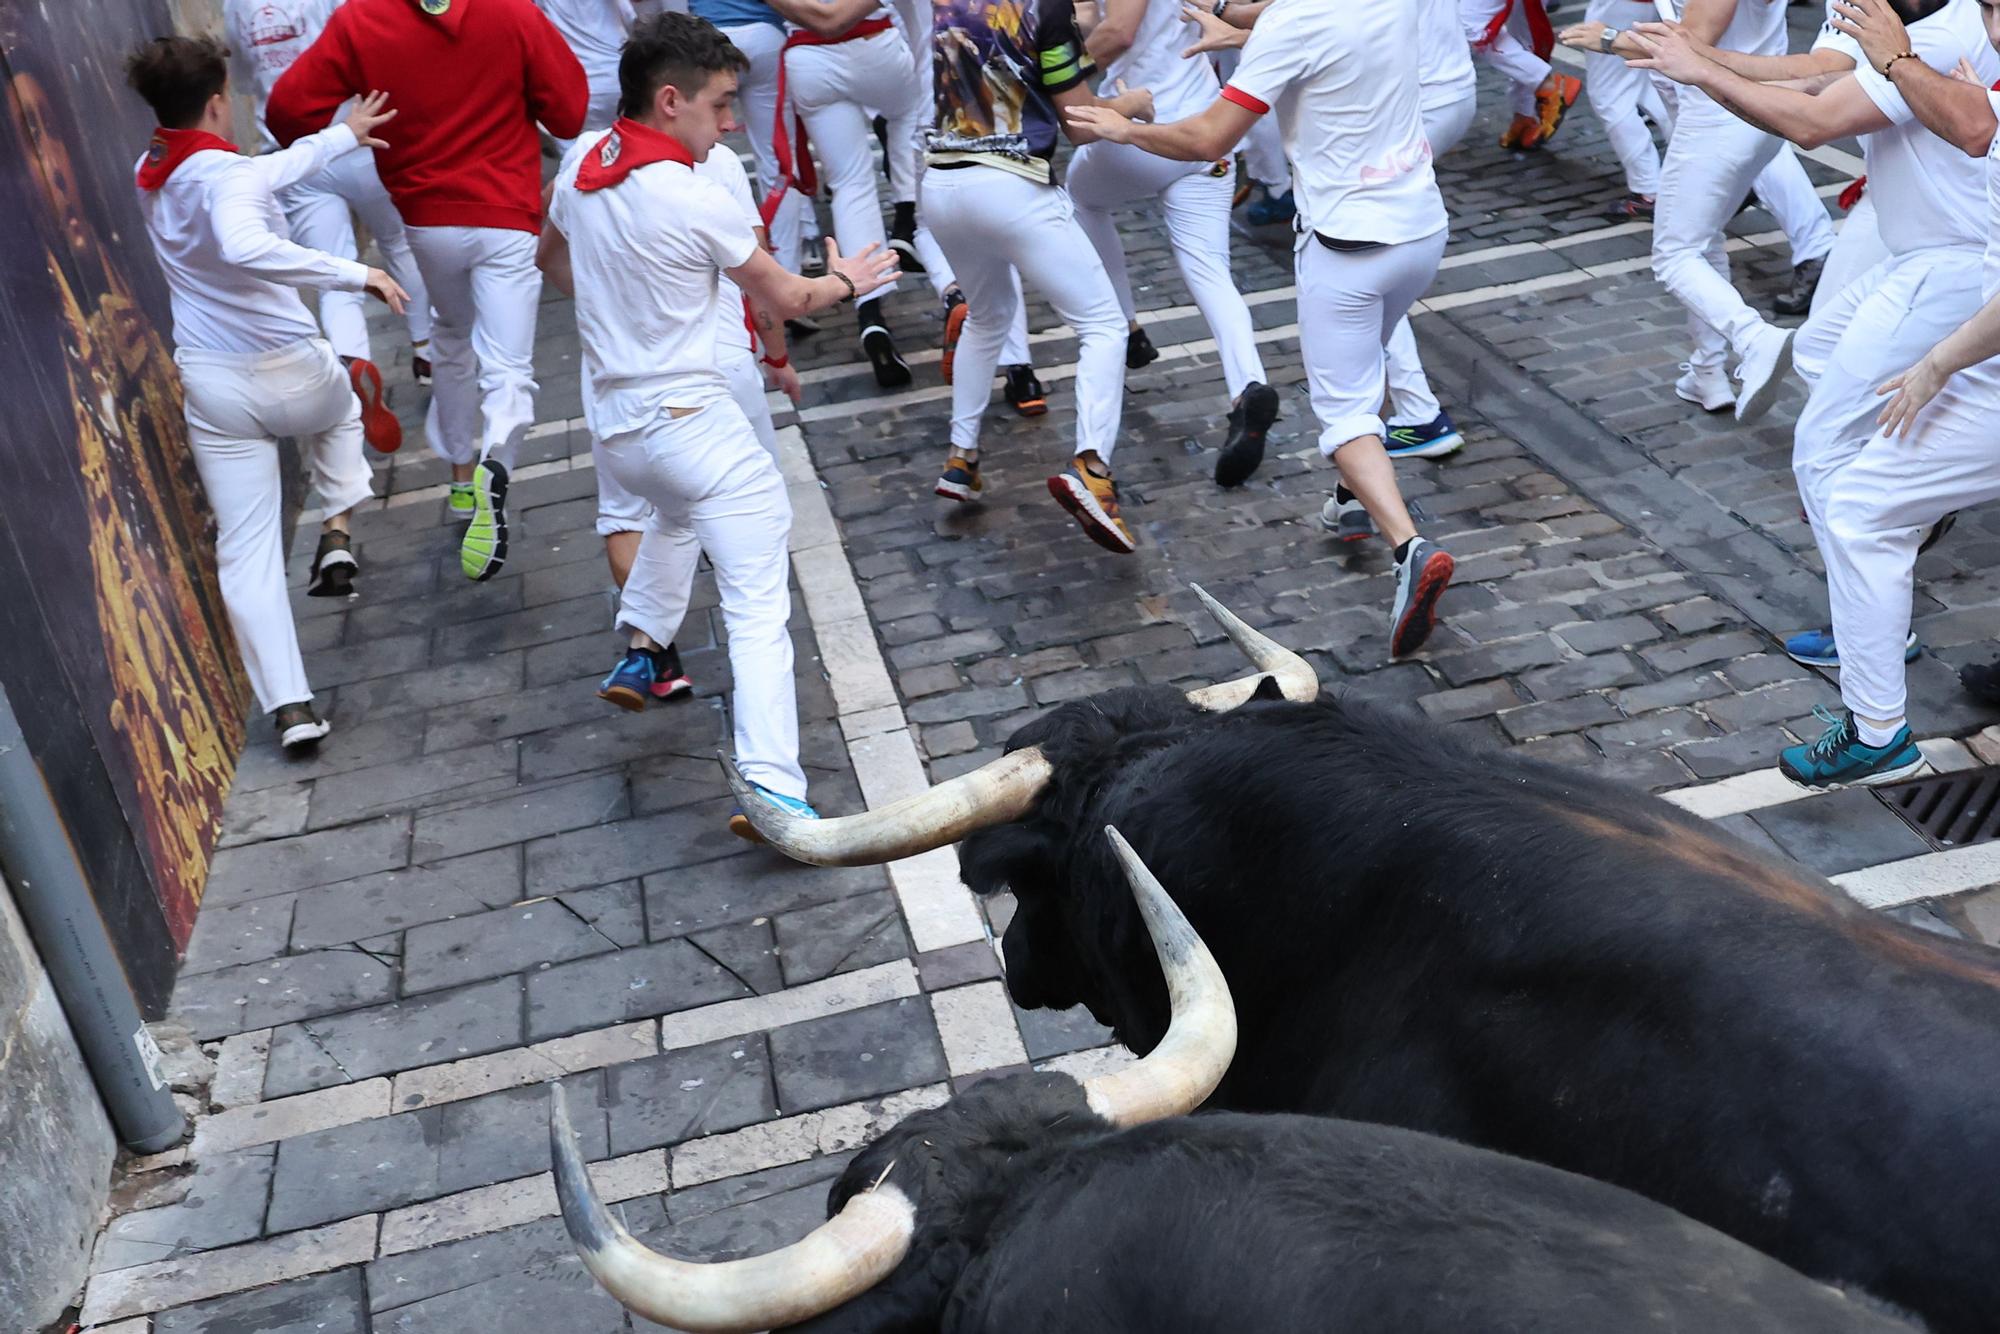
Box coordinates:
[936,450,984,502]
[597,649,656,713]
[1778,706,1928,791]
[648,643,693,700]
[941,291,968,384]
[1384,411,1463,460]
[1734,325,1795,424]
[1500,113,1543,150]
[459,459,509,582]
[412,351,433,387]
[1534,73,1583,146]
[1602,195,1656,221]
[307,530,358,599]
[1782,627,1920,669]
[1232,168,1255,208]
[448,481,475,518]
[1319,492,1376,542]
[1004,365,1048,417]
[1048,454,1137,554]
[1675,362,1735,413]
[274,701,330,751]
[1246,188,1295,226]
[1126,325,1160,370]
[861,316,912,389]
[1773,257,1824,318]
[348,357,402,453]
[888,201,926,275]
[1390,536,1455,658]
[1215,381,1280,487]
[730,784,821,842]
[1961,657,2000,706]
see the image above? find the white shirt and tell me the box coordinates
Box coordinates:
[1718,0,1789,57]
[536,0,638,73]
[1848,0,1996,257]
[224,0,339,144]
[1416,0,1475,111]
[1226,0,1447,244]
[1099,0,1221,124]
[1984,90,2000,299]
[697,147,761,359]
[136,125,369,354]
[1811,0,1863,63]
[550,135,760,436]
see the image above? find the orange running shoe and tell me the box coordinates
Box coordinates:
[1047,453,1136,554]
[941,292,968,384]
[1499,112,1542,150]
[348,357,402,452]
[1535,73,1583,146]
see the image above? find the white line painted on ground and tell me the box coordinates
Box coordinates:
[1835,840,2000,909]
[80,1215,379,1326]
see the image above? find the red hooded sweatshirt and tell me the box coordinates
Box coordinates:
[266,0,586,233]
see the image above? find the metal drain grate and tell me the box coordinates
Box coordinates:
[1875,767,2000,851]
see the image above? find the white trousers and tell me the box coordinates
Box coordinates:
[278,150,433,360]
[1812,193,1889,320]
[1462,0,1550,116]
[923,166,1125,458]
[1584,0,1672,196]
[1068,144,1266,399]
[406,224,541,468]
[1818,360,2000,723]
[594,348,778,533]
[1383,98,1478,425]
[1298,228,1448,452]
[176,338,374,712]
[785,30,925,299]
[605,397,806,798]
[721,21,808,272]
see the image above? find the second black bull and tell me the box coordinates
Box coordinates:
[732,596,2000,1334]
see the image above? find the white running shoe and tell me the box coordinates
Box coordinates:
[1674,361,1735,413]
[1733,325,1795,424]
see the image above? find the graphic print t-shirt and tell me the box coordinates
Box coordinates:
[927,0,1094,184]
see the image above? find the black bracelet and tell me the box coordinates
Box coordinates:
[832,270,857,302]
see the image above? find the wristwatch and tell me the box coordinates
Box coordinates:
[1211,0,1228,16]
[1599,27,1619,53]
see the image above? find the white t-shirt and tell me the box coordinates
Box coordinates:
[535,0,638,77]
[697,147,761,360]
[224,0,339,142]
[1100,0,1221,124]
[1225,0,1447,244]
[1984,90,2000,298]
[1718,0,1790,57]
[1848,0,1996,256]
[1811,0,1863,63]
[1416,0,1475,111]
[136,125,369,354]
[550,134,760,436]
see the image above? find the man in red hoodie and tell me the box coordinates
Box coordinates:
[268,0,587,582]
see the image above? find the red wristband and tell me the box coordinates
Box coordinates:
[761,353,790,370]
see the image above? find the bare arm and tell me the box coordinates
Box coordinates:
[1053,80,1156,145]
[1086,0,1144,67]
[1631,26,1891,147]
[762,0,886,37]
[1066,89,1259,160]
[1706,44,1855,81]
[1832,0,2000,157]
[1675,0,1737,46]
[728,239,898,320]
[1876,293,2000,436]
[536,216,575,298]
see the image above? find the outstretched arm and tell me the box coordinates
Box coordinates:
[1065,89,1257,160]
[728,239,899,320]
[1629,24,1891,147]
[1832,0,2000,156]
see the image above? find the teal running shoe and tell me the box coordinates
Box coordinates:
[1778,706,1928,791]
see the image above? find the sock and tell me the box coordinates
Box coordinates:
[892,200,916,236]
[1855,716,1902,748]
[1393,538,1415,564]
[1335,484,1356,505]
[858,298,885,334]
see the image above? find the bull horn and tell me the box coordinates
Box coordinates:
[548,1082,915,1333]
[1081,826,1237,1126]
[727,587,1315,864]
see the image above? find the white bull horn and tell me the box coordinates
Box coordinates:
[1081,826,1238,1125]
[548,1082,916,1333]
[727,584,1314,865]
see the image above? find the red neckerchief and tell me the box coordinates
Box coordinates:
[575,117,695,192]
[136,128,239,191]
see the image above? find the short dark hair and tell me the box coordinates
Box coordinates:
[124,35,229,129]
[618,13,747,120]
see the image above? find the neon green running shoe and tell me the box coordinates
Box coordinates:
[459,460,508,582]
[448,481,475,517]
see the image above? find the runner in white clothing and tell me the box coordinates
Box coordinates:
[539,12,898,830]
[125,36,409,751]
[537,0,640,147]
[1463,0,1582,148]
[1075,0,1458,656]
[224,0,431,452]
[1067,0,1279,487]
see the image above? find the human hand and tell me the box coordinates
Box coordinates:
[1627,23,1710,85]
[343,90,397,150]
[764,358,802,402]
[1876,352,1948,438]
[364,267,409,314]
[1110,79,1154,123]
[1065,102,1135,143]
[1830,0,1911,78]
[1179,2,1247,56]
[1953,56,1982,85]
[826,239,899,301]
[1558,20,1606,50]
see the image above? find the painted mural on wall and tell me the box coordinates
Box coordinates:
[0,0,249,1008]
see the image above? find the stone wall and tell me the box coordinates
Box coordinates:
[0,872,116,1330]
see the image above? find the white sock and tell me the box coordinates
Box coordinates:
[1855,716,1902,748]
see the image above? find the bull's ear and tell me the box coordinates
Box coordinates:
[1249,674,1285,702]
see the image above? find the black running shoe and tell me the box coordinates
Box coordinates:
[1215,381,1279,487]
[861,317,912,389]
[1004,365,1048,417]
[888,200,925,275]
[308,530,358,599]
[275,701,330,751]
[1773,257,1824,318]
[646,643,693,701]
[1126,326,1159,370]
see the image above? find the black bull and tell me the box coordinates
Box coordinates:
[782,1074,1916,1333]
[961,684,2000,1334]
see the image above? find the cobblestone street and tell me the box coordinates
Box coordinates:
[73,14,2000,1329]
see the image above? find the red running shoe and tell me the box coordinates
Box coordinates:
[348,357,402,453]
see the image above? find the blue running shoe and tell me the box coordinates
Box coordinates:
[597,649,656,713]
[1246,188,1295,226]
[1782,628,1920,669]
[1385,412,1464,459]
[729,784,821,842]
[1778,706,1928,791]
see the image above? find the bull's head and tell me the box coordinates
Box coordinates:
[721,585,1318,864]
[548,829,1237,1332]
